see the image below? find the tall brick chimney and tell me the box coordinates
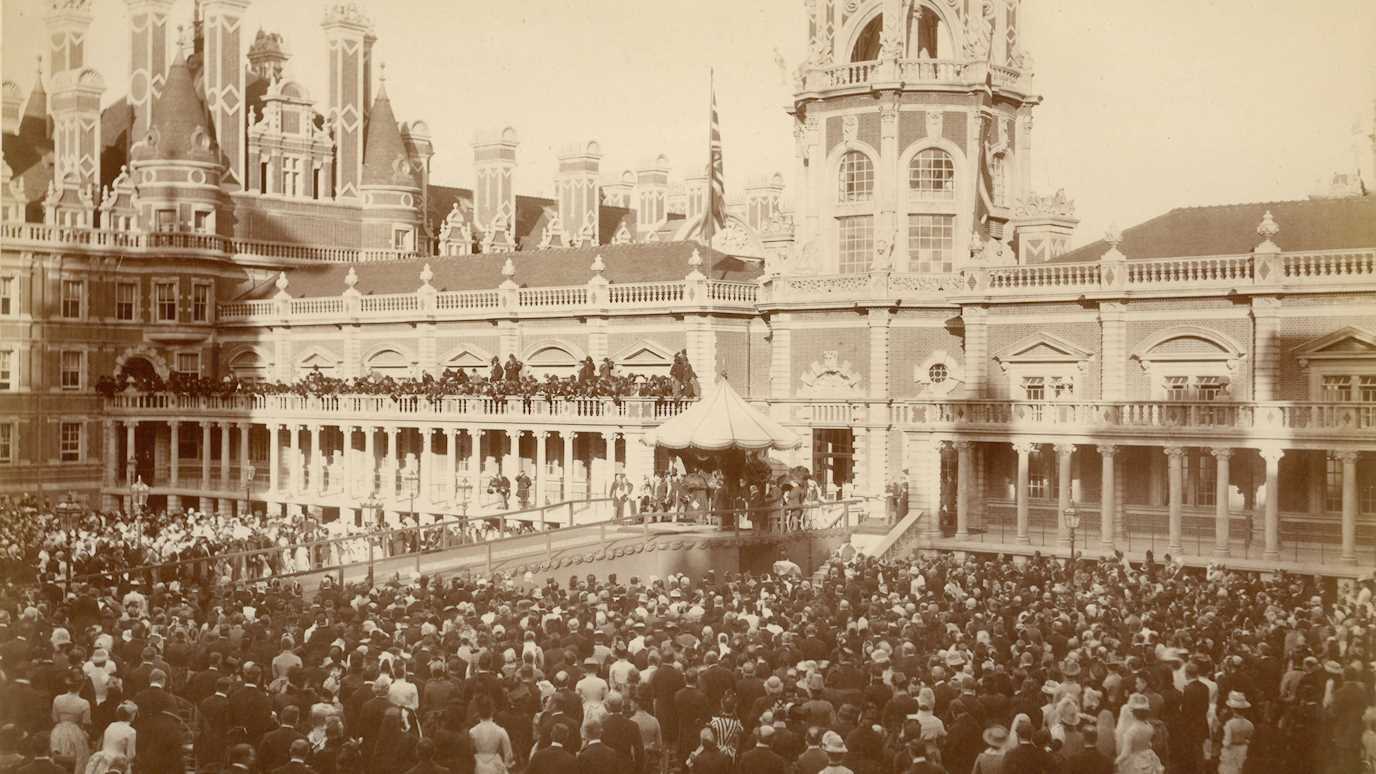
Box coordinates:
[201,0,251,189]
[635,154,670,229]
[554,140,601,247]
[473,126,519,251]
[124,0,175,144]
[321,2,375,200]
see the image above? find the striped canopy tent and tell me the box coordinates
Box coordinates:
[643,378,800,451]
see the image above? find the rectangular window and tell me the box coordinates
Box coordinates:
[0,350,11,390]
[116,282,137,321]
[1362,478,1376,516]
[1163,375,1190,401]
[1326,457,1343,512]
[60,351,81,390]
[312,167,322,200]
[59,422,81,462]
[1195,452,1217,507]
[1359,376,1376,403]
[0,276,13,315]
[1049,376,1075,399]
[283,157,302,197]
[154,281,177,322]
[176,352,199,376]
[60,279,82,318]
[837,215,873,274]
[907,214,956,274]
[1323,375,1353,401]
[1196,376,1229,401]
[392,226,414,252]
[260,160,270,195]
[193,210,211,234]
[156,209,176,232]
[0,424,11,463]
[1021,376,1046,401]
[192,284,210,323]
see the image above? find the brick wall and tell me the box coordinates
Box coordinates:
[1276,313,1376,400]
[889,325,966,398]
[791,325,869,394]
[986,320,1102,399]
[1125,318,1252,399]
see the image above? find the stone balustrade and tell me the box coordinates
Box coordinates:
[106,392,693,426]
[801,58,1005,93]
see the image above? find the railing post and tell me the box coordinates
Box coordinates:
[568,500,575,528]
[486,542,494,576]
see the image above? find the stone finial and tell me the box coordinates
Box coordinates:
[1101,223,1126,261]
[419,262,433,286]
[344,266,358,289]
[500,257,516,279]
[688,248,703,270]
[590,254,606,275]
[275,271,289,293]
[1255,209,1280,254]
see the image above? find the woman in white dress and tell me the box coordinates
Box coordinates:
[86,702,136,774]
[469,693,514,774]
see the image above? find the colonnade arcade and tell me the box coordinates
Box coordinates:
[905,437,1371,566]
[105,417,656,523]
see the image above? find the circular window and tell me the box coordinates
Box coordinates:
[928,363,948,384]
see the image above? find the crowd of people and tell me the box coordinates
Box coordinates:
[95,352,701,404]
[2,494,1375,774]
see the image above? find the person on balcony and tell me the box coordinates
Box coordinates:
[490,357,505,383]
[515,471,533,509]
[579,357,597,385]
[506,355,524,384]
[610,473,634,523]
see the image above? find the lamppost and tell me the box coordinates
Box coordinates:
[131,477,150,515]
[126,456,136,486]
[243,464,257,519]
[1064,504,1081,611]
[402,469,420,520]
[456,475,472,518]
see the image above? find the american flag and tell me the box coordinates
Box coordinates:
[704,69,727,245]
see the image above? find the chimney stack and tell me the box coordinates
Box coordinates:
[124,0,175,143]
[201,0,252,189]
[401,120,434,243]
[246,29,290,82]
[745,172,785,229]
[322,2,375,200]
[555,140,602,247]
[473,126,519,251]
[45,2,103,194]
[602,169,635,210]
[635,154,670,229]
[1,82,21,134]
[683,173,708,223]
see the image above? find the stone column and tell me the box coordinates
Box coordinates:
[1165,446,1185,553]
[1056,443,1075,547]
[309,424,323,495]
[954,441,973,539]
[504,428,520,478]
[125,421,137,483]
[385,425,400,497]
[268,424,281,494]
[1211,447,1232,558]
[219,421,232,490]
[169,421,180,486]
[912,437,946,541]
[450,428,461,502]
[562,431,575,500]
[1013,441,1036,544]
[1259,447,1284,561]
[1340,450,1360,565]
[288,424,301,492]
[535,430,548,505]
[601,431,620,494]
[468,428,483,499]
[363,426,377,495]
[102,420,116,507]
[238,422,251,484]
[200,421,213,489]
[1099,444,1117,550]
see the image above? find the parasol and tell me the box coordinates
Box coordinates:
[642,378,801,452]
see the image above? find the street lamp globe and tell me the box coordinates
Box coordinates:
[1064,506,1080,531]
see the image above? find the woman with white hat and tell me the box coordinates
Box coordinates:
[972,725,1007,774]
[1216,691,1253,774]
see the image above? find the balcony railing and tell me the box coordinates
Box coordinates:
[105,393,694,424]
[892,400,1376,439]
[803,58,993,91]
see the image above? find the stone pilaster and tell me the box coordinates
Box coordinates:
[588,317,608,362]
[1251,296,1281,401]
[1099,301,1126,400]
[962,306,989,398]
[769,315,792,401]
[868,308,891,400]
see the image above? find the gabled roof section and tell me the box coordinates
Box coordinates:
[238,241,762,300]
[361,82,417,188]
[993,332,1095,369]
[1,75,54,217]
[1291,326,1376,362]
[1056,196,1376,263]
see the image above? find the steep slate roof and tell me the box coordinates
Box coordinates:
[360,83,416,188]
[131,49,216,163]
[424,183,635,250]
[241,241,761,300]
[1056,196,1376,263]
[1,77,54,210]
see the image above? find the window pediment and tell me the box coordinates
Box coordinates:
[994,333,1094,373]
[1292,326,1376,368]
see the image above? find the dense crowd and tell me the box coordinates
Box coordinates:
[2,500,1375,774]
[95,352,701,403]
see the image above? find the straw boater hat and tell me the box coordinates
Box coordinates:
[821,731,847,754]
[1226,691,1250,710]
[1126,693,1152,712]
[982,726,1009,748]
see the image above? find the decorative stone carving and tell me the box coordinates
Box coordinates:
[841,114,859,144]
[914,350,965,397]
[1012,189,1077,219]
[798,351,863,397]
[1255,209,1281,253]
[925,110,943,138]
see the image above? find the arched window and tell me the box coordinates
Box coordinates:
[365,349,409,376]
[909,149,955,199]
[837,151,874,203]
[851,16,882,62]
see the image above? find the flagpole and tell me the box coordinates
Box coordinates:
[705,67,715,248]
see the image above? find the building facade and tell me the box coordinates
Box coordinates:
[3,0,1375,574]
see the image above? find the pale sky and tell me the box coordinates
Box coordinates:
[4,0,1374,247]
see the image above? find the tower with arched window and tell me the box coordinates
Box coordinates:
[788,0,1074,275]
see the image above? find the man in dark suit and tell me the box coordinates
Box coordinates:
[738,727,788,774]
[793,727,829,774]
[1002,718,1051,774]
[270,738,318,774]
[528,721,578,774]
[16,734,64,774]
[1065,727,1114,774]
[198,676,234,768]
[577,718,624,774]
[186,651,226,704]
[1178,662,1211,774]
[537,693,583,753]
[0,666,48,736]
[228,663,276,745]
[122,646,159,699]
[401,738,450,774]
[258,705,307,771]
[133,668,175,722]
[601,692,645,774]
[699,652,734,713]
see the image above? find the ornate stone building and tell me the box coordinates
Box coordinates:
[2,0,1374,575]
